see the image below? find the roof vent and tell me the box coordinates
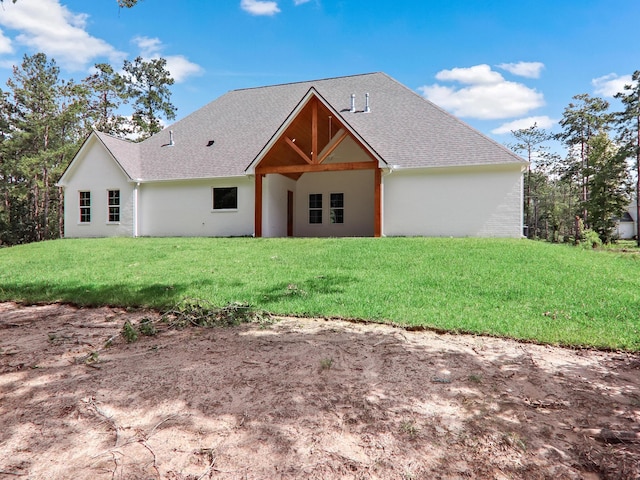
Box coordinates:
[207,140,215,147]
[364,93,370,113]
[350,93,356,113]
[169,130,175,146]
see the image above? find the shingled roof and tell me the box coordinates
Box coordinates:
[92,72,526,182]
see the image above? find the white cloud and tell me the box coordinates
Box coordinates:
[163,55,204,83]
[435,64,503,85]
[0,0,124,70]
[133,36,163,58]
[491,116,558,135]
[497,61,545,79]
[592,73,635,97]
[294,0,312,4]
[241,0,281,16]
[419,64,545,120]
[0,29,14,55]
[132,36,203,83]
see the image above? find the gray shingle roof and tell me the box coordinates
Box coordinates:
[94,131,142,180]
[110,72,526,181]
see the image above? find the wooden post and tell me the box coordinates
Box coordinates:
[311,98,318,164]
[374,167,382,237]
[255,174,263,237]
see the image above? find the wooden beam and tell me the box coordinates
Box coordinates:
[285,137,312,164]
[374,168,382,238]
[254,174,263,237]
[311,99,318,164]
[318,129,348,164]
[256,161,376,175]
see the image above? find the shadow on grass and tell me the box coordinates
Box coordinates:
[0,281,188,308]
[258,274,356,304]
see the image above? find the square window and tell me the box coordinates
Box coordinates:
[213,187,238,210]
[309,209,322,224]
[309,193,322,209]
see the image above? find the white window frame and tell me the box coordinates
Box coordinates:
[107,189,120,223]
[79,191,91,224]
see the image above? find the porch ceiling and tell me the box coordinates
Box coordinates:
[255,95,378,178]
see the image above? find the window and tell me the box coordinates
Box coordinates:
[108,190,120,222]
[309,193,322,224]
[213,187,238,210]
[79,191,91,223]
[330,193,344,224]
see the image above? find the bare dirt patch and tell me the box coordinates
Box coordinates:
[1,302,639,480]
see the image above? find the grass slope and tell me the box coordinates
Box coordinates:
[1,237,638,350]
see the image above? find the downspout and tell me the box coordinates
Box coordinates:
[133,182,140,237]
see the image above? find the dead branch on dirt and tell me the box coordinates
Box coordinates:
[84,398,120,447]
[147,414,183,438]
[140,440,161,479]
[196,448,217,480]
[579,428,640,444]
[0,471,26,476]
[162,298,273,329]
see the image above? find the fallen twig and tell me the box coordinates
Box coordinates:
[148,413,182,438]
[579,428,640,443]
[84,399,120,447]
[140,440,161,479]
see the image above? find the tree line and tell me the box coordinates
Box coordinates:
[0,53,176,245]
[509,71,640,246]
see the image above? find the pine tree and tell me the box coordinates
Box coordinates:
[557,94,612,226]
[121,56,176,140]
[83,63,130,136]
[583,133,631,242]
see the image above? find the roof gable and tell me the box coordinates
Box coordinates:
[245,87,385,175]
[57,131,140,186]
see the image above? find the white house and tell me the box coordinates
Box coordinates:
[57,72,526,238]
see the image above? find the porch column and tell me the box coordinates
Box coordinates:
[254,174,263,237]
[374,167,382,237]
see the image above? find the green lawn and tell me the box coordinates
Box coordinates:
[1,237,639,351]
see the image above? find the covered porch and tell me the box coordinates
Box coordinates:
[249,90,384,238]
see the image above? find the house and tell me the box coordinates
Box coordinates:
[57,72,526,239]
[616,200,638,240]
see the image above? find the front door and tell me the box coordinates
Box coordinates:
[287,190,294,237]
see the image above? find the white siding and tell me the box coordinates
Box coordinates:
[383,165,523,238]
[139,178,254,237]
[295,170,375,237]
[63,137,134,238]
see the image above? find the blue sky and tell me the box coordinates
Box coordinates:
[0,0,638,146]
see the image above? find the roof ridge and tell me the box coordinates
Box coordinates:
[94,129,136,144]
[230,72,383,93]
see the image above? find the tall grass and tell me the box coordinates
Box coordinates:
[1,237,638,350]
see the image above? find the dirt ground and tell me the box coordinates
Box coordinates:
[0,302,639,480]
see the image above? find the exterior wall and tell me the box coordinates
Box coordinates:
[616,221,635,240]
[263,174,297,238]
[139,177,254,237]
[383,164,523,238]
[63,138,134,238]
[295,169,375,237]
